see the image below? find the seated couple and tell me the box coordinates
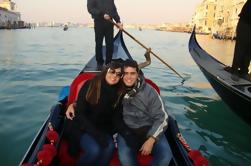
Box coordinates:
[64,57,173,166]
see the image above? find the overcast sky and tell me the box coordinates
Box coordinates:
[14,0,202,24]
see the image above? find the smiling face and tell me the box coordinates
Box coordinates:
[105,68,122,85]
[123,66,138,87]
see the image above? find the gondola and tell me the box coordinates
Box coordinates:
[63,25,68,31]
[188,28,251,125]
[20,31,207,166]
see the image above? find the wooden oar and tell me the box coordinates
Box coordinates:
[110,19,185,81]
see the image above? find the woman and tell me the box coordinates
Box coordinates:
[64,61,123,166]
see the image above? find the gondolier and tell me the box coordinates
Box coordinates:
[87,0,123,70]
[230,0,251,81]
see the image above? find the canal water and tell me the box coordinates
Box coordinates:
[0,27,250,166]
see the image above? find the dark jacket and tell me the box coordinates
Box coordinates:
[64,79,119,155]
[87,0,120,23]
[239,0,251,25]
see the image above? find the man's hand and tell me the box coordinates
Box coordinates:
[66,103,75,120]
[144,48,151,61]
[104,14,111,20]
[116,22,123,30]
[139,137,156,156]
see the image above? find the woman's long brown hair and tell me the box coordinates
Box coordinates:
[85,61,123,105]
[85,70,107,105]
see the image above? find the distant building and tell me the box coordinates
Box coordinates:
[0,0,16,10]
[191,0,247,39]
[191,0,217,34]
[0,0,22,28]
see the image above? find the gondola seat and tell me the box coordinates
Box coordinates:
[58,73,161,166]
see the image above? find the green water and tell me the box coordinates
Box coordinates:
[0,27,250,166]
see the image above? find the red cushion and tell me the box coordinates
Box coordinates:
[145,78,160,94]
[58,140,78,166]
[109,150,152,166]
[67,72,96,105]
[58,140,152,166]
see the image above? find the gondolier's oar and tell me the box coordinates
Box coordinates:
[110,19,185,81]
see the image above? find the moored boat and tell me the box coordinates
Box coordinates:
[188,28,251,125]
[63,24,68,31]
[20,31,207,166]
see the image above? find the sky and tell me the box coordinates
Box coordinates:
[14,0,202,24]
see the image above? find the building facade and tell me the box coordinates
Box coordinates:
[191,0,247,39]
[192,0,217,34]
[0,0,21,28]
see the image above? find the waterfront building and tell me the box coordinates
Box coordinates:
[192,0,247,39]
[212,0,238,39]
[0,0,16,11]
[0,0,22,28]
[191,0,217,34]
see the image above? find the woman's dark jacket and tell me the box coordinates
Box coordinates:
[64,79,119,155]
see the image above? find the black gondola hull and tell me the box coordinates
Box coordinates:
[189,28,251,124]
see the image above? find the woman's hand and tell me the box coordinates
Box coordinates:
[66,103,75,120]
[139,137,156,155]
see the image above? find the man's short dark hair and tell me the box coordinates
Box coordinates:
[123,60,139,73]
[107,60,123,70]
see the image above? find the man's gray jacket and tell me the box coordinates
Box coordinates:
[122,77,168,139]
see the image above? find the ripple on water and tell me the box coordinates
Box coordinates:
[1,28,251,166]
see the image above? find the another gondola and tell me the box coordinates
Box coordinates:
[189,28,251,125]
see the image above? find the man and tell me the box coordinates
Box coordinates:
[87,0,123,70]
[115,60,172,166]
[230,0,251,81]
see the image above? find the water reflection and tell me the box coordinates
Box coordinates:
[184,96,251,166]
[196,34,251,71]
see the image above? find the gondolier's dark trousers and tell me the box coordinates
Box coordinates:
[94,19,114,65]
[232,20,251,75]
